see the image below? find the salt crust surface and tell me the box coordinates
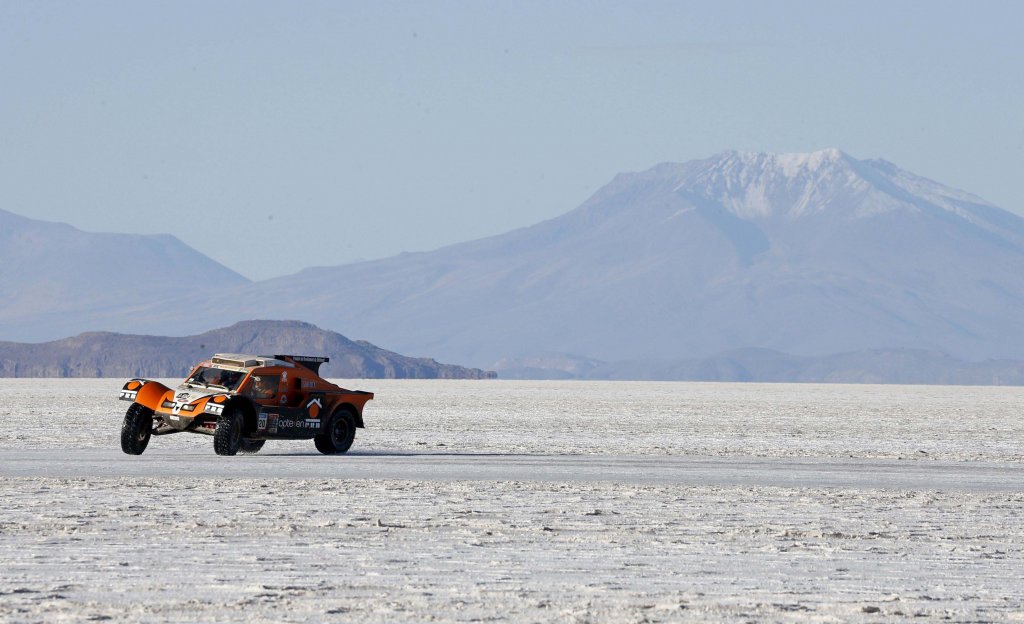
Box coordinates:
[1,379,1023,622]
[3,379,1022,461]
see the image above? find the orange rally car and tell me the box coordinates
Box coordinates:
[118,354,373,456]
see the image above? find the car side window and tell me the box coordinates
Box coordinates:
[245,375,280,400]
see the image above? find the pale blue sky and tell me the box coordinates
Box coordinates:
[2,1,1022,279]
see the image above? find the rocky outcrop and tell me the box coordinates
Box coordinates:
[0,320,496,379]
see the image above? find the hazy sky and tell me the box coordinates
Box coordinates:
[2,1,1022,280]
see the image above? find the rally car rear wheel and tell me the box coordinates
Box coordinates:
[314,408,356,455]
[239,439,265,454]
[213,409,243,456]
[120,403,153,455]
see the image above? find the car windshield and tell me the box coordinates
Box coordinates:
[186,366,246,391]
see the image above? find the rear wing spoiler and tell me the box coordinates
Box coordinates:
[274,355,330,375]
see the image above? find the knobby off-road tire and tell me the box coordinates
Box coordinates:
[213,408,243,456]
[121,403,154,455]
[239,439,265,454]
[314,408,356,455]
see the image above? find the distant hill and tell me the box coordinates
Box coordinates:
[495,349,1024,385]
[0,208,248,341]
[0,320,496,379]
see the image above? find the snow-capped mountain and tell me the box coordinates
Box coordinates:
[5,149,1024,376]
[204,148,1022,367]
[668,149,1020,238]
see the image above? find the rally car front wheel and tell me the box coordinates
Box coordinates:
[213,408,243,456]
[121,403,154,455]
[314,408,356,455]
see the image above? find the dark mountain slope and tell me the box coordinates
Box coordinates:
[0,320,495,379]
